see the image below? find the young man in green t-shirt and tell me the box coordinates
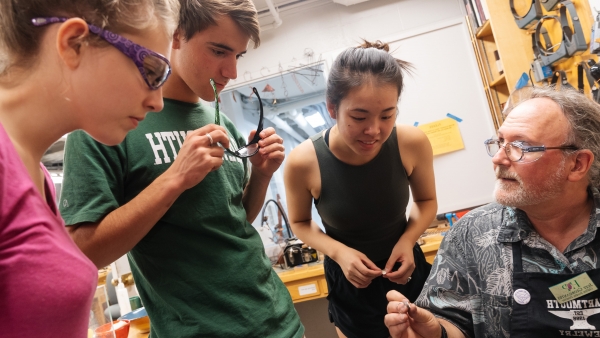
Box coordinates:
[59,0,305,337]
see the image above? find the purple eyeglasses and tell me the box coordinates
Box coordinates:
[31,17,171,90]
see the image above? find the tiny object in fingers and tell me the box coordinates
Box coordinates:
[403,300,411,311]
[382,270,387,276]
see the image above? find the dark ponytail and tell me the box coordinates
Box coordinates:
[326,39,413,111]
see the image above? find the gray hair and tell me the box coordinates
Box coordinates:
[0,0,180,76]
[505,86,600,187]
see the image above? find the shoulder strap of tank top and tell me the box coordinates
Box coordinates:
[389,126,398,146]
[310,130,329,156]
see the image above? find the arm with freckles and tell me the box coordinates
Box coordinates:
[284,140,381,288]
[64,125,230,268]
[384,125,437,283]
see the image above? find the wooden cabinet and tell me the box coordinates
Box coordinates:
[467,0,596,130]
[420,235,444,265]
[276,263,329,303]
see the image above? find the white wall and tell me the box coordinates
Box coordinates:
[232,0,465,86]
[590,0,600,13]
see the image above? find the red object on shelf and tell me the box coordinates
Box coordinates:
[455,210,470,219]
[95,319,130,338]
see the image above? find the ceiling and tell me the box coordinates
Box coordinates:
[253,0,309,15]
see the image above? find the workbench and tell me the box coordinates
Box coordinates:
[275,234,444,303]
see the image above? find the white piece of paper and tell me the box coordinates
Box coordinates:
[298,284,318,296]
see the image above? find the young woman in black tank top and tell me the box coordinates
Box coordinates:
[284,40,437,338]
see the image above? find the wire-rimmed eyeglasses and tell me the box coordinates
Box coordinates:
[484,138,578,163]
[211,79,264,158]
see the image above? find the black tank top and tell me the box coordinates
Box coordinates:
[311,127,410,262]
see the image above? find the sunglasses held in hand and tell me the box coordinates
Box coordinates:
[210,79,264,158]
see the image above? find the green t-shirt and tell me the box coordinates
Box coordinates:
[60,99,304,338]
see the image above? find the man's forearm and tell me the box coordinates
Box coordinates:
[68,173,185,268]
[242,170,271,223]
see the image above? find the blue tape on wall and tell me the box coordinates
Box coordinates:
[414,122,419,126]
[446,113,463,122]
[515,72,530,90]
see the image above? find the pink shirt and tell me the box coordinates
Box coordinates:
[0,124,97,337]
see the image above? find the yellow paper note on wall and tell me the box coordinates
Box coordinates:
[417,118,465,156]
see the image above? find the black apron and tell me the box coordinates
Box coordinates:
[510,242,600,337]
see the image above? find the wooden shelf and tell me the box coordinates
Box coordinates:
[466,0,595,130]
[274,263,327,303]
[476,20,491,39]
[489,74,506,88]
[480,1,597,127]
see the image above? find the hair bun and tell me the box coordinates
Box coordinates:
[359,39,390,52]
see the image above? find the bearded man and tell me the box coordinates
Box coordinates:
[385,86,600,338]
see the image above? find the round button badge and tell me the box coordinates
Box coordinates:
[513,289,531,305]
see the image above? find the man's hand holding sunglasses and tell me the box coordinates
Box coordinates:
[247,127,285,179]
[164,124,230,192]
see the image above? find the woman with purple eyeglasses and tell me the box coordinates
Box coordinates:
[0,0,178,336]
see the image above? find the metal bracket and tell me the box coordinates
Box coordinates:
[511,0,544,29]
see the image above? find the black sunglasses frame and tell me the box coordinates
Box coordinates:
[211,79,264,158]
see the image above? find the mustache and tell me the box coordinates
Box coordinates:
[495,167,521,182]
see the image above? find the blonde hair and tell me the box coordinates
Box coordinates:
[0,0,180,75]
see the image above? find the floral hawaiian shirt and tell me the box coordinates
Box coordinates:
[415,187,600,338]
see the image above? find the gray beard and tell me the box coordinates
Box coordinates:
[493,159,565,207]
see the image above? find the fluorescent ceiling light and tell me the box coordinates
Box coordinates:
[305,113,325,128]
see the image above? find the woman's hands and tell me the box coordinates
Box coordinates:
[335,237,417,287]
[333,246,382,288]
[383,238,416,284]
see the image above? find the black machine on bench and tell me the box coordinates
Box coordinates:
[261,199,319,268]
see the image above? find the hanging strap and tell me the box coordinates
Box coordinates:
[578,63,585,93]
[579,60,600,103]
[551,71,559,85]
[512,242,523,274]
[550,70,575,91]
[560,70,575,90]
